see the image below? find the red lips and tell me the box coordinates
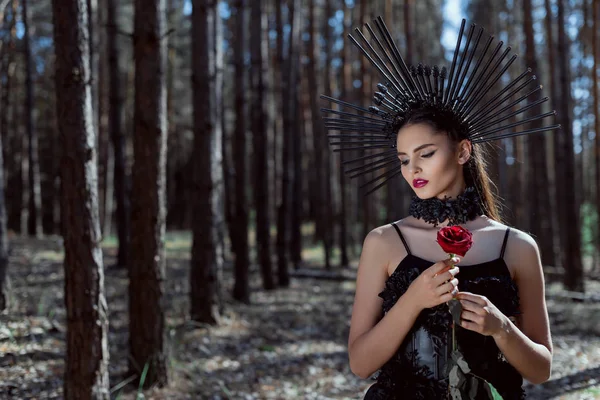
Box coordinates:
[413,179,428,188]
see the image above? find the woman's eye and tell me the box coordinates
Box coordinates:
[422,151,436,158]
[399,159,409,166]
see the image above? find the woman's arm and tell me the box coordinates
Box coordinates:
[348,227,459,379]
[457,231,552,384]
[493,231,552,384]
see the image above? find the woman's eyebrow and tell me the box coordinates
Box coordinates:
[396,143,435,156]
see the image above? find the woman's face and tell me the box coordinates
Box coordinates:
[395,122,470,200]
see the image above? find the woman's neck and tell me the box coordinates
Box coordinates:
[408,187,483,227]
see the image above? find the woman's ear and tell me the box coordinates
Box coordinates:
[457,140,472,165]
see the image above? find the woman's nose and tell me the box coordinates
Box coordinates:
[407,159,421,173]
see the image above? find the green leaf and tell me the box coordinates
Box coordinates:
[448,298,462,325]
[259,344,276,352]
[483,381,504,400]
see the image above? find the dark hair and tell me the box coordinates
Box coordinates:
[398,107,503,222]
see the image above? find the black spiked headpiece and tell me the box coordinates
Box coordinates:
[321,17,560,195]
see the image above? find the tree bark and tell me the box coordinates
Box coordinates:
[543,0,561,268]
[250,0,275,288]
[190,0,224,320]
[232,0,250,302]
[52,0,110,396]
[107,0,130,268]
[22,0,42,237]
[338,0,351,267]
[275,0,290,287]
[307,0,332,269]
[557,0,584,292]
[290,13,303,268]
[593,0,600,266]
[0,5,9,311]
[129,0,169,386]
[522,0,553,266]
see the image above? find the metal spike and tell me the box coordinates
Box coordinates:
[348,156,400,178]
[450,26,484,109]
[345,153,399,174]
[443,19,467,104]
[342,150,398,165]
[320,95,373,114]
[465,69,534,123]
[469,92,547,132]
[364,23,415,98]
[454,34,495,109]
[471,111,556,139]
[455,40,504,115]
[333,144,395,152]
[360,164,403,189]
[373,16,419,96]
[349,30,407,97]
[461,51,517,117]
[446,23,476,106]
[471,124,561,143]
[363,167,404,196]
[321,109,388,125]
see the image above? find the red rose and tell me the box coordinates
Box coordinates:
[436,226,473,257]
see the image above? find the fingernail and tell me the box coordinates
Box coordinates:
[452,257,459,263]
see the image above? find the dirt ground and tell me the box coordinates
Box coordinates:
[1,234,599,400]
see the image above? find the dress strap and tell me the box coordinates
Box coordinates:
[500,228,511,258]
[391,222,412,255]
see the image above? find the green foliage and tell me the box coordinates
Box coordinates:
[580,202,598,258]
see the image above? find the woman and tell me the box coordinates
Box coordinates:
[349,107,552,399]
[320,17,555,400]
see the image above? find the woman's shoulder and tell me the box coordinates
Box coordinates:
[484,219,540,253]
[485,220,542,276]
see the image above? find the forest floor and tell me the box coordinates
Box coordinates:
[1,233,600,400]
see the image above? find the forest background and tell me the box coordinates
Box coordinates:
[0,0,599,399]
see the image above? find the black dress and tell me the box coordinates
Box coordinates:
[364,223,525,400]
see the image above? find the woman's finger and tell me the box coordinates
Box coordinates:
[433,267,459,285]
[429,257,460,276]
[456,291,487,305]
[459,299,483,313]
[435,278,458,295]
[461,309,482,324]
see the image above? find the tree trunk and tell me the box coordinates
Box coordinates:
[522,0,553,266]
[307,0,332,269]
[593,0,600,267]
[275,0,290,287]
[107,0,130,268]
[22,0,42,237]
[543,0,561,268]
[251,0,275,289]
[290,35,303,268]
[0,9,10,310]
[190,0,224,320]
[129,0,169,387]
[52,0,110,396]
[338,0,351,268]
[557,0,584,292]
[232,0,250,302]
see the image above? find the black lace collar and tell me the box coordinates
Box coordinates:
[409,187,483,227]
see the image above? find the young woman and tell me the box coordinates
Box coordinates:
[347,107,552,399]
[321,17,557,400]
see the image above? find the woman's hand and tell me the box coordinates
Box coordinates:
[456,292,509,338]
[405,257,461,311]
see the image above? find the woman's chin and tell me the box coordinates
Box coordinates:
[412,188,434,199]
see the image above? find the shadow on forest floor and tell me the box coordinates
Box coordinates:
[0,234,600,399]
